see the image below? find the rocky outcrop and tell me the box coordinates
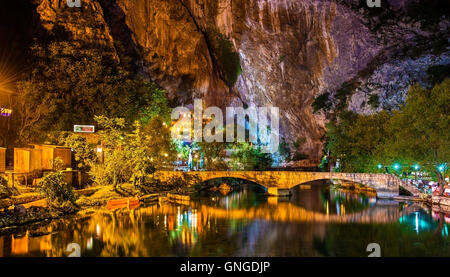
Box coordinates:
[31,0,449,161]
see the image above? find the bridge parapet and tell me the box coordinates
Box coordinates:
[152,171,414,198]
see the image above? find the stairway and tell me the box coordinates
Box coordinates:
[389,175,421,196]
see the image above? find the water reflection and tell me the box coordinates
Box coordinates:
[290,180,377,215]
[0,181,449,257]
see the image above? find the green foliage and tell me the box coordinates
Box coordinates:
[127,121,156,187]
[325,110,391,173]
[334,82,354,111]
[230,143,273,170]
[367,94,380,109]
[312,92,332,113]
[379,79,450,184]
[38,171,77,211]
[91,116,130,187]
[138,84,171,124]
[198,140,229,170]
[59,134,96,171]
[278,140,291,162]
[206,28,242,87]
[16,41,169,143]
[90,116,175,187]
[0,176,18,199]
[324,79,450,185]
[140,116,176,168]
[291,137,309,161]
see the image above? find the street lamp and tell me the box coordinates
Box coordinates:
[393,163,400,170]
[377,163,383,170]
[413,164,420,182]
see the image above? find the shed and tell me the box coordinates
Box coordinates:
[31,144,72,170]
[0,147,5,172]
[14,148,42,173]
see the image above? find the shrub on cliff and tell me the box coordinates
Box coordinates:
[206,28,242,87]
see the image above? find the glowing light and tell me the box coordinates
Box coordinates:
[377,163,383,169]
[438,164,446,172]
[0,107,12,117]
[413,164,420,171]
[393,163,400,170]
[96,224,101,237]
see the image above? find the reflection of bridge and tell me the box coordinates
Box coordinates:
[138,202,424,224]
[154,171,421,198]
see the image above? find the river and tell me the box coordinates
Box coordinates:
[0,180,449,257]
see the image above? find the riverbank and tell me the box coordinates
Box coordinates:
[2,182,449,231]
[0,182,196,230]
[332,182,450,211]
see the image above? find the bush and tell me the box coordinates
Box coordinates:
[38,172,77,211]
[0,176,18,199]
[368,94,380,109]
[312,92,332,113]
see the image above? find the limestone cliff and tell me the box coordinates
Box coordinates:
[31,0,449,161]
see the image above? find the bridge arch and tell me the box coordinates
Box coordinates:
[288,178,376,192]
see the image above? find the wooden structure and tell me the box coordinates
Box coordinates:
[14,148,42,173]
[0,147,5,173]
[31,144,72,170]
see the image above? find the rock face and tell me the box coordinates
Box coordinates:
[31,0,449,161]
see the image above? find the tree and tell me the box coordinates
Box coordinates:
[230,142,273,170]
[198,140,229,170]
[90,116,175,188]
[0,80,53,146]
[141,116,176,168]
[17,41,168,140]
[59,133,96,171]
[90,116,129,188]
[325,110,391,173]
[126,121,155,188]
[380,80,450,192]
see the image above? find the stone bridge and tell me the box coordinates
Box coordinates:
[154,171,420,198]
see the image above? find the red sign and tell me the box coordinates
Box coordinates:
[74,125,95,133]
